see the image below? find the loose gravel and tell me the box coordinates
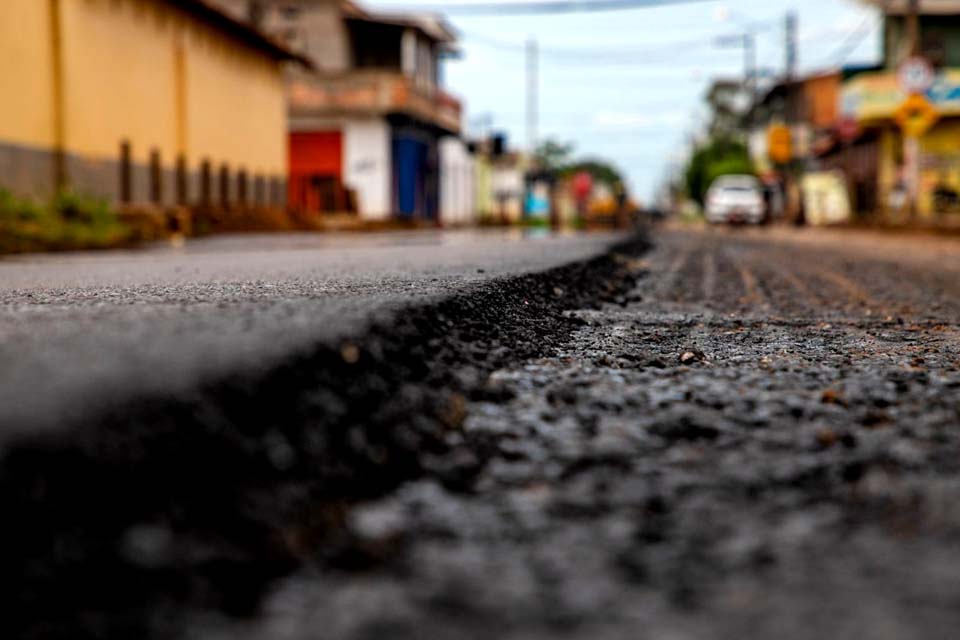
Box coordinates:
[203,227,960,640]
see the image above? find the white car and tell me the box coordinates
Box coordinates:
[705,175,766,225]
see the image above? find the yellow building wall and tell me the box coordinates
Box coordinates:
[0,0,287,200]
[0,0,55,149]
[878,126,899,211]
[919,119,960,218]
[872,120,960,219]
[60,0,179,167]
[186,32,287,177]
[61,0,286,176]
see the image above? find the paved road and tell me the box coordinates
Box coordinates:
[0,229,620,433]
[210,225,960,640]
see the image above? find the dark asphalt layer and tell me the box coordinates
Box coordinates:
[0,229,621,434]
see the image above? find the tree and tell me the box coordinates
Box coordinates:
[531,138,629,203]
[534,139,575,172]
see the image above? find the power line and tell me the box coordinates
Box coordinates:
[461,30,772,65]
[465,30,717,56]
[822,13,882,67]
[462,21,877,67]
[383,0,714,16]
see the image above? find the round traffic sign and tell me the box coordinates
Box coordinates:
[898,56,935,94]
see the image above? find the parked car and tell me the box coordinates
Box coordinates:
[705,175,766,225]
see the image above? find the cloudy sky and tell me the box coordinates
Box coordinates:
[368,0,882,200]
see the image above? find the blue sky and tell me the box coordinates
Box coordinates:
[368,0,882,201]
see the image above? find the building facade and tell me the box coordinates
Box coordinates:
[0,0,300,209]
[439,137,476,226]
[213,0,465,222]
[841,0,960,219]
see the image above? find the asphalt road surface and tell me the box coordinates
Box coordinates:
[7,224,960,640]
[0,229,619,434]
[204,224,960,640]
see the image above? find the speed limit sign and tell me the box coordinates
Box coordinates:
[899,56,936,94]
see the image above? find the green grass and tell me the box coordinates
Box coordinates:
[0,189,134,254]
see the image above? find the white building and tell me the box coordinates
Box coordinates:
[440,137,476,226]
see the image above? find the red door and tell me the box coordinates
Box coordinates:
[289,131,343,212]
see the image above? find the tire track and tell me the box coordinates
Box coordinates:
[701,249,717,304]
[653,241,695,303]
[809,266,884,316]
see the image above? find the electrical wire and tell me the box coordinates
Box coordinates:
[460,20,854,68]
[377,0,714,16]
[821,13,882,66]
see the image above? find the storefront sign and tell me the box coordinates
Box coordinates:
[842,68,960,122]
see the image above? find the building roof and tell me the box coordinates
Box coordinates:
[162,0,311,65]
[858,0,960,14]
[335,0,457,44]
[344,12,458,45]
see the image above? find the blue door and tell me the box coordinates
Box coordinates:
[393,136,426,219]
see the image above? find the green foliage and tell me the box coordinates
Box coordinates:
[0,189,131,254]
[534,138,626,191]
[534,139,575,172]
[0,189,47,222]
[52,191,115,225]
[684,137,754,207]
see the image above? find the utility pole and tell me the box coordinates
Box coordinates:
[905,0,921,220]
[745,32,756,101]
[785,11,798,82]
[715,33,755,124]
[742,32,756,130]
[526,37,539,156]
[782,11,799,225]
[907,0,921,57]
